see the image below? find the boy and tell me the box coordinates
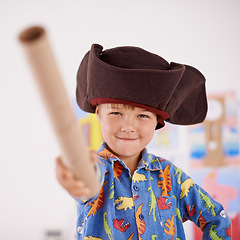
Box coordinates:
[56,44,232,239]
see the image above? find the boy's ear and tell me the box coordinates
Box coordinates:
[95,106,100,120]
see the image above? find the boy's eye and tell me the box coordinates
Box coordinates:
[110,112,122,115]
[138,114,149,118]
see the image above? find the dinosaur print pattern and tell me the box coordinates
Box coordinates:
[186,204,195,218]
[113,218,131,232]
[158,164,172,196]
[136,204,146,240]
[133,172,147,183]
[164,215,175,236]
[108,182,114,199]
[128,233,135,240]
[174,167,183,184]
[151,234,159,240]
[225,225,232,237]
[157,196,172,210]
[209,225,224,240]
[75,143,232,240]
[84,236,103,240]
[103,212,114,240]
[199,189,217,216]
[180,178,194,199]
[87,181,107,217]
[99,148,117,161]
[148,187,157,222]
[112,161,124,182]
[114,196,134,211]
[199,210,208,231]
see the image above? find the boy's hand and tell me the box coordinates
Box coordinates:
[55,151,98,198]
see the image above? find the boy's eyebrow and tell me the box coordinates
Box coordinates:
[138,109,153,113]
[106,104,121,109]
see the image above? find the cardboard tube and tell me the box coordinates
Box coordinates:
[19,26,100,197]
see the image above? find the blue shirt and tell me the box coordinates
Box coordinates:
[75,142,232,239]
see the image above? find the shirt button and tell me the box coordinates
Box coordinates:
[220,210,227,218]
[133,185,139,191]
[77,226,83,234]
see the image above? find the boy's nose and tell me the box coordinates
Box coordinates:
[120,117,136,132]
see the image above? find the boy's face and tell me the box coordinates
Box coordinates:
[96,104,157,163]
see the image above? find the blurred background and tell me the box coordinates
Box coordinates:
[0,0,240,239]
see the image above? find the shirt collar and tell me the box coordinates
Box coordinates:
[97,142,163,171]
[139,148,163,171]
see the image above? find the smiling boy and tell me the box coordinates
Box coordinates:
[96,104,157,175]
[56,44,232,239]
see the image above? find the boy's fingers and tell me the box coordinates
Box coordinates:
[68,178,85,188]
[56,156,74,179]
[56,156,63,165]
[70,187,90,198]
[64,181,82,191]
[89,150,98,163]
[63,178,90,198]
[56,156,67,170]
[58,175,86,191]
[55,154,92,198]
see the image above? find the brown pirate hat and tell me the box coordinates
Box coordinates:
[76,44,207,129]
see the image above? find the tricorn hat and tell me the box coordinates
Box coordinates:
[76,44,207,129]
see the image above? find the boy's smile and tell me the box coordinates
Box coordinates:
[96,103,157,173]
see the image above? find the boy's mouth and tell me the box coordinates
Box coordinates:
[117,137,138,141]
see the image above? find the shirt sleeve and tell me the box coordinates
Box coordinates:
[172,165,232,239]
